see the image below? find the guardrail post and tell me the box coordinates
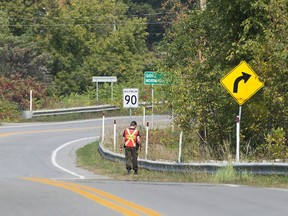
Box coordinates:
[113,120,116,152]
[145,121,149,159]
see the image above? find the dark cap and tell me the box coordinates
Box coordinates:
[130,121,137,126]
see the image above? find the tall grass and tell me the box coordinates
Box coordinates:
[102,124,237,163]
[212,163,253,184]
[77,141,288,188]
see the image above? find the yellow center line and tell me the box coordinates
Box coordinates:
[23,178,162,216]
[64,182,162,216]
[0,126,98,137]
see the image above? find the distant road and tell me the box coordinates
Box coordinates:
[1,116,288,216]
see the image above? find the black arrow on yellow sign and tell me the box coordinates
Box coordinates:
[233,72,251,93]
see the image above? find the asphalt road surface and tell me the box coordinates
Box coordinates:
[0,115,288,216]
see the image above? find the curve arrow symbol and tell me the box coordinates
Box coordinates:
[233,72,251,93]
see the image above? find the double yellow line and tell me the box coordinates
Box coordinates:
[0,127,97,137]
[24,178,162,216]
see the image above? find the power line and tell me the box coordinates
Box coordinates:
[5,11,175,21]
[0,21,172,27]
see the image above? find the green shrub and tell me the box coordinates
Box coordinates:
[212,164,238,183]
[257,128,287,160]
[0,99,19,122]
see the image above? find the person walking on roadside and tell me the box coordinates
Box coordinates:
[121,121,142,175]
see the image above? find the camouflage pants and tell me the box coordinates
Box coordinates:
[125,147,138,171]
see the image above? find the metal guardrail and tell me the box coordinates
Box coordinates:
[22,105,288,175]
[98,142,288,175]
[22,102,159,119]
[22,105,119,119]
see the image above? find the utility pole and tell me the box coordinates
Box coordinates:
[198,0,207,63]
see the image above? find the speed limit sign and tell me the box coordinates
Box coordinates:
[123,88,139,108]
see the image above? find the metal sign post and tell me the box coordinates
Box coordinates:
[236,106,242,162]
[144,71,167,128]
[92,76,117,102]
[151,85,154,128]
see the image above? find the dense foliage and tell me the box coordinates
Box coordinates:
[160,0,287,159]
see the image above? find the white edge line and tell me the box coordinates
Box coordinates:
[51,136,98,180]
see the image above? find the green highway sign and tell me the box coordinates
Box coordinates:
[144,71,166,85]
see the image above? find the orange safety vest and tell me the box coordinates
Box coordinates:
[124,128,139,148]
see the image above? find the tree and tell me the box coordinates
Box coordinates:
[124,0,167,49]
[160,0,288,159]
[44,0,149,95]
[0,1,52,82]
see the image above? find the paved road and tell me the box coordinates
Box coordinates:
[0,116,288,216]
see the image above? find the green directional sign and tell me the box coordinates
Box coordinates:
[144,71,166,85]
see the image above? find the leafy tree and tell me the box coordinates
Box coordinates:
[160,0,287,159]
[207,0,288,149]
[44,0,149,95]
[0,1,52,82]
[124,0,167,48]
[0,33,51,82]
[0,74,47,110]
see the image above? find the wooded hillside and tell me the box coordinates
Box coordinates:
[0,0,287,159]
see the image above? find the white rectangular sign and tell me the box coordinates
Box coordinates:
[92,76,117,82]
[123,88,139,108]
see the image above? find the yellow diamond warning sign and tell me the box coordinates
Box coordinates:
[220,61,264,105]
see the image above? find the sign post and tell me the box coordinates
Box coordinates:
[220,61,264,161]
[144,71,167,127]
[236,108,241,161]
[92,76,117,102]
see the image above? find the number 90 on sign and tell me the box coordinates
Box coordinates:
[123,88,139,108]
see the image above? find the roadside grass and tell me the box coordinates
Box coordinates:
[77,141,211,182]
[77,141,288,188]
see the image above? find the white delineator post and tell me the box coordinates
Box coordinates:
[102,112,105,142]
[143,106,146,127]
[113,120,117,152]
[145,122,149,159]
[30,90,33,111]
[178,131,183,163]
